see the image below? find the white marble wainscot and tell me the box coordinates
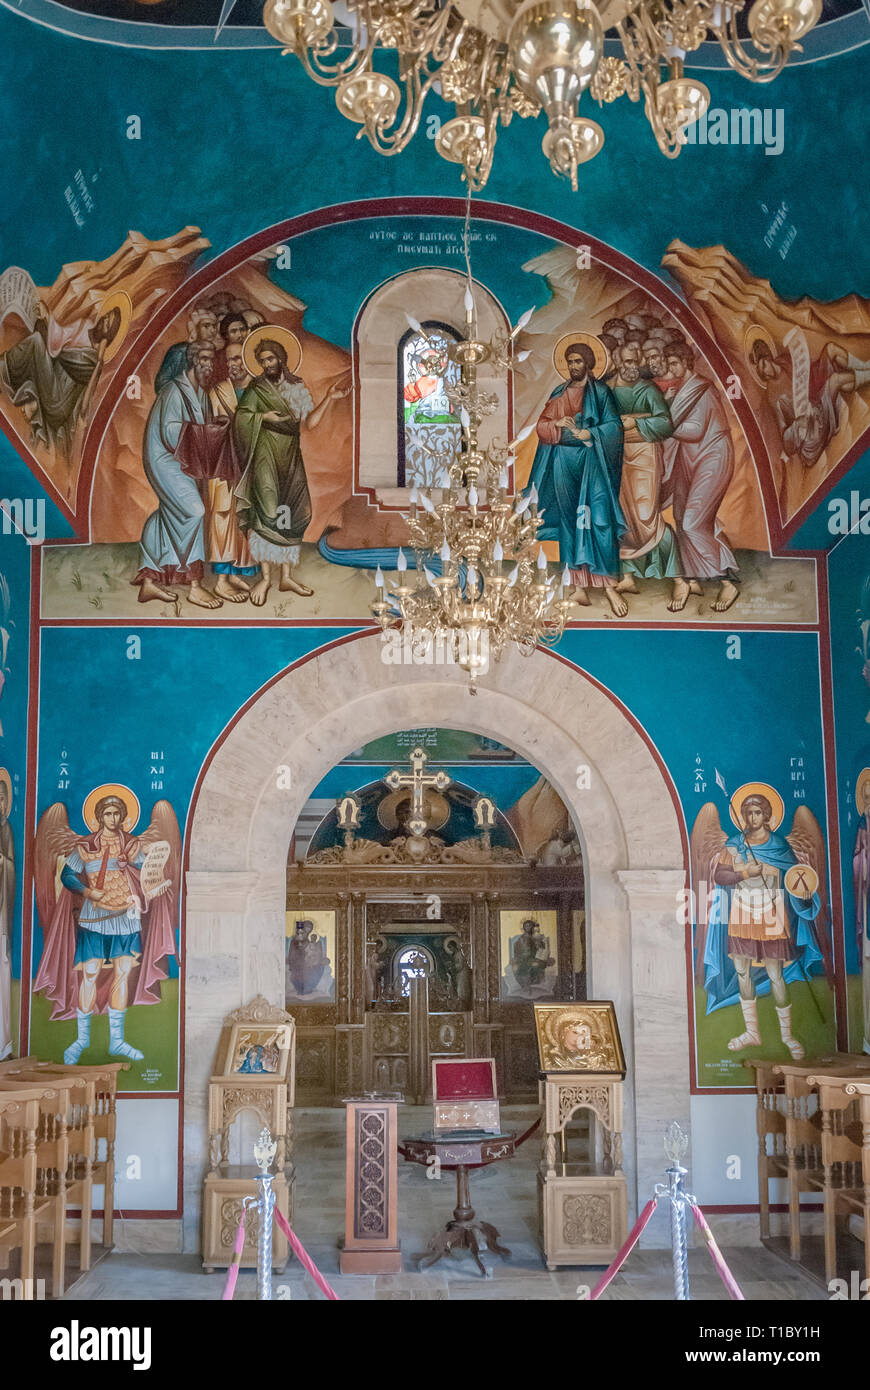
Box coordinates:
[113,1219,184,1255]
[617,868,691,1241]
[182,869,263,1254]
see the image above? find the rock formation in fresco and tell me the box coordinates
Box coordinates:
[663,241,870,524]
[512,244,769,555]
[0,228,208,502]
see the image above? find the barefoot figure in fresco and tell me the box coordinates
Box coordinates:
[691,781,828,1062]
[232,327,349,607]
[33,787,180,1065]
[528,334,627,618]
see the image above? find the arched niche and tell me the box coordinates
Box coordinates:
[353,267,511,505]
[183,633,688,1250]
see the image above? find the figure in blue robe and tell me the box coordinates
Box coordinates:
[704,793,823,1060]
[527,342,625,595]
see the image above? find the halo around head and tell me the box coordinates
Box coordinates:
[377,788,450,832]
[729,781,784,832]
[243,325,302,378]
[97,290,133,364]
[0,767,11,808]
[856,767,870,815]
[743,323,778,386]
[82,783,140,834]
[554,332,610,381]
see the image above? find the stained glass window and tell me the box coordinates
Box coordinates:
[399,322,461,488]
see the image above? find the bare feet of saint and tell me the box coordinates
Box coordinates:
[614,575,639,595]
[249,576,271,607]
[188,581,223,610]
[572,585,592,606]
[138,578,177,605]
[278,566,314,597]
[213,575,249,603]
[668,578,691,612]
[711,579,739,612]
[605,587,629,618]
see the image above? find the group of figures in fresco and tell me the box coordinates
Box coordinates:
[530,318,741,617]
[134,294,348,610]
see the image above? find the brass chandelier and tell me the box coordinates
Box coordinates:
[370,261,576,690]
[263,0,821,189]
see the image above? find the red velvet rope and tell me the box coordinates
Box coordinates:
[589,1197,659,1301]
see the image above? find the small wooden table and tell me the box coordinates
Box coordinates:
[403,1130,515,1276]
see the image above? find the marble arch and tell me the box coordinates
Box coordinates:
[183,632,689,1250]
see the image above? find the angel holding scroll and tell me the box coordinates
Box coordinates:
[33,785,180,1065]
[691,779,829,1062]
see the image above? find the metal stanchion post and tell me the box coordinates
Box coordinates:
[656,1121,693,1301]
[253,1126,278,1302]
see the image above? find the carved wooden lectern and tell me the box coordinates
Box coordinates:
[340,1096,402,1273]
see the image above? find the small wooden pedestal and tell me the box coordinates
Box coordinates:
[538,1072,628,1268]
[202,1168,292,1273]
[538,1167,628,1268]
[340,1097,402,1274]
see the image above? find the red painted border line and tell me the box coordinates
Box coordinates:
[817,554,849,1047]
[17,545,41,1053]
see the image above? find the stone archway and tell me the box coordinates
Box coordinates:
[183,632,688,1251]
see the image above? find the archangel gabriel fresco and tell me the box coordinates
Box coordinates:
[691,778,836,1084]
[10,209,866,622]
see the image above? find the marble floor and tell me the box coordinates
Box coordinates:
[65,1106,825,1302]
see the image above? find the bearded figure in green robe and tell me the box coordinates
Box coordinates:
[233,338,343,607]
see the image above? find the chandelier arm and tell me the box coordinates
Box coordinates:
[296,27,373,84]
[711,7,790,80]
[613,19,653,102]
[363,60,443,152]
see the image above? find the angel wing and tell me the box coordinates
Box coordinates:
[137,799,182,918]
[136,795,179,867]
[33,802,80,930]
[785,804,834,986]
[690,802,728,985]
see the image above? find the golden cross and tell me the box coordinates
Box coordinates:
[384,746,451,838]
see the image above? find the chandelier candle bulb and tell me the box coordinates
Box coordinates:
[537,548,548,570]
[468,485,479,508]
[374,565,384,589]
[420,493,436,513]
[511,308,535,338]
[397,548,407,572]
